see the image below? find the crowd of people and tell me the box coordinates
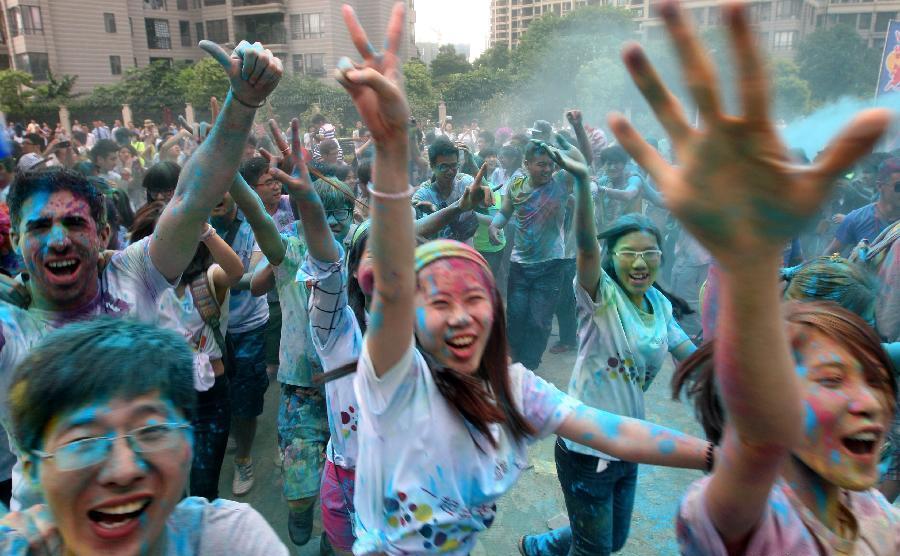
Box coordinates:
[0,1,898,554]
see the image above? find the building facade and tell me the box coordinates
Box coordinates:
[416,41,471,64]
[490,0,900,55]
[0,0,416,94]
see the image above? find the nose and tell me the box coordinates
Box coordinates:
[97,437,148,488]
[327,213,338,226]
[847,380,885,420]
[448,303,472,327]
[47,224,70,250]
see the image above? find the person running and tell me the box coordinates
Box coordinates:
[612,1,897,554]
[332,5,712,554]
[0,318,288,555]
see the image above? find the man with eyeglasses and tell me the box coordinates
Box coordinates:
[0,318,287,554]
[824,156,900,257]
[412,135,479,242]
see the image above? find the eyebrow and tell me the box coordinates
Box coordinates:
[59,402,170,432]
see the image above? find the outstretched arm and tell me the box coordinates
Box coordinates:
[566,110,594,168]
[230,173,286,266]
[336,3,414,377]
[150,40,283,282]
[611,0,890,546]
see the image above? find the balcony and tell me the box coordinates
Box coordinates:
[231,0,286,17]
[234,13,287,49]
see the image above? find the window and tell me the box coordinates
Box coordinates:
[110,55,122,75]
[206,19,227,43]
[859,13,872,29]
[177,0,188,9]
[7,5,43,36]
[14,52,49,80]
[195,21,204,41]
[150,57,174,67]
[179,20,190,46]
[292,54,303,73]
[774,30,797,49]
[776,0,800,20]
[304,53,325,76]
[145,18,172,49]
[104,13,117,33]
[291,13,325,40]
[192,0,201,8]
[144,0,167,9]
[204,0,225,5]
[875,12,893,33]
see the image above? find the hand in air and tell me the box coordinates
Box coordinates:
[199,40,283,106]
[565,110,583,127]
[264,118,314,197]
[532,138,589,181]
[609,0,891,270]
[335,3,410,144]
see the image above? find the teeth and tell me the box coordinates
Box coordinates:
[97,519,132,529]
[448,337,475,348]
[47,260,77,269]
[95,500,147,515]
[848,432,877,441]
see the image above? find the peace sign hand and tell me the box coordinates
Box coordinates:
[199,40,283,107]
[610,0,891,271]
[266,118,314,197]
[335,3,409,145]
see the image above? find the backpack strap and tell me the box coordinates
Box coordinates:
[189,270,227,355]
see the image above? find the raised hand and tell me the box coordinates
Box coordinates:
[565,109,583,127]
[609,0,891,270]
[267,118,313,197]
[199,40,283,107]
[335,3,409,144]
[532,139,589,180]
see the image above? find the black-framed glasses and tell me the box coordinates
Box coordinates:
[32,423,192,471]
[435,163,459,173]
[614,249,662,263]
[326,208,352,221]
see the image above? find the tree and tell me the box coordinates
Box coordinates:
[771,59,811,121]
[441,67,512,122]
[0,70,34,114]
[177,57,229,109]
[429,44,472,84]
[796,24,882,102]
[403,59,439,121]
[474,44,510,71]
[32,71,78,104]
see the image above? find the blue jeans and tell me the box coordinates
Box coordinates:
[554,259,577,346]
[190,374,231,500]
[523,439,638,556]
[506,259,565,370]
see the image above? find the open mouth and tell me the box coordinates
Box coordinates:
[45,258,81,278]
[628,271,649,284]
[88,497,152,538]
[841,432,878,456]
[447,335,475,349]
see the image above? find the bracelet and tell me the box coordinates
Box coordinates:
[704,441,715,473]
[229,89,265,109]
[199,225,216,242]
[366,183,415,201]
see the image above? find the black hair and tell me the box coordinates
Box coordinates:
[113,127,132,147]
[23,133,44,149]
[346,227,370,338]
[499,144,523,166]
[7,168,106,230]
[478,130,495,146]
[311,114,327,126]
[239,156,269,188]
[90,139,120,163]
[319,139,340,157]
[106,187,134,229]
[428,136,459,166]
[598,214,694,320]
[599,145,630,165]
[9,318,195,453]
[129,201,166,243]
[142,161,181,193]
[357,160,372,188]
[479,147,498,160]
[72,130,88,146]
[524,141,550,162]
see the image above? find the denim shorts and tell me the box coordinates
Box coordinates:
[227,322,269,418]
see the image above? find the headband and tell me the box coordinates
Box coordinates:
[414,239,491,277]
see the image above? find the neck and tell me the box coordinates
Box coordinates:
[30,278,101,314]
[628,292,644,309]
[435,178,453,196]
[781,455,846,534]
[264,199,279,215]
[877,198,900,221]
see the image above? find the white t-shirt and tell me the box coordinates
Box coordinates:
[0,497,289,555]
[563,271,690,460]
[0,238,175,503]
[301,248,361,470]
[352,342,578,555]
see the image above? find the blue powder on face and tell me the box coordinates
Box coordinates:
[803,401,817,438]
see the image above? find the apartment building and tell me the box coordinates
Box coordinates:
[0,0,416,94]
[490,0,900,55]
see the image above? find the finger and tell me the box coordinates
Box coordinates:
[258,147,278,168]
[269,167,296,186]
[474,163,486,186]
[809,108,892,184]
[622,43,693,143]
[250,49,271,85]
[725,3,769,122]
[290,118,302,160]
[342,5,376,62]
[240,45,261,83]
[659,0,722,120]
[342,67,406,104]
[199,40,233,72]
[268,119,289,154]
[608,113,673,186]
[385,2,407,59]
[210,97,220,121]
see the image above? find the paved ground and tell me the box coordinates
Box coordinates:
[219,330,706,555]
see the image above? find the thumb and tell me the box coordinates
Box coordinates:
[199,40,234,72]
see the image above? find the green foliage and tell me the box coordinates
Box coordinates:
[429,44,472,84]
[32,72,78,103]
[771,59,811,121]
[177,57,229,108]
[403,59,439,121]
[0,70,35,114]
[473,44,510,71]
[267,74,356,129]
[796,24,881,102]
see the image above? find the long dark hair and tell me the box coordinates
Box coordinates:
[598,213,693,320]
[347,226,370,337]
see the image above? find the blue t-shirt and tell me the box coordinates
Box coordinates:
[835,203,890,248]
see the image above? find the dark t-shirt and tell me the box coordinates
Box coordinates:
[835,203,890,248]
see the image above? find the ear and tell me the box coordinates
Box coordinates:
[97,222,112,250]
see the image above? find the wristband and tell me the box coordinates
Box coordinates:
[366,183,415,201]
[199,225,216,242]
[704,441,715,473]
[229,89,265,109]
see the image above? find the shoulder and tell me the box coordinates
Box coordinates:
[169,497,288,554]
[457,173,475,186]
[846,202,877,221]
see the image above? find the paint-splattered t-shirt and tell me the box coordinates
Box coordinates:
[508,173,568,265]
[226,218,269,334]
[872,221,900,342]
[0,497,289,555]
[352,343,578,555]
[413,174,478,242]
[563,271,689,460]
[0,238,175,502]
[677,476,900,555]
[301,247,362,469]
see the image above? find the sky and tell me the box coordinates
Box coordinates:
[414,0,491,61]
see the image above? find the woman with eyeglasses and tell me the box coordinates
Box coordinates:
[520,211,698,556]
[0,318,287,555]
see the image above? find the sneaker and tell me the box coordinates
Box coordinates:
[288,504,315,546]
[548,342,575,354]
[274,439,284,468]
[232,459,254,496]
